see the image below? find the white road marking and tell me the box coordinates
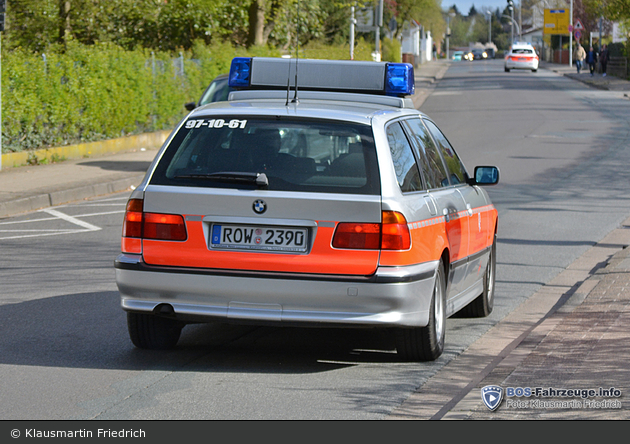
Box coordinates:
[0,209,110,240]
[41,208,102,231]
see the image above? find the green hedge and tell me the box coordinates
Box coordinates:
[1,40,280,153]
[1,39,380,154]
[1,39,381,154]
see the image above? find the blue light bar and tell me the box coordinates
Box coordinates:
[226,57,416,98]
[229,57,252,88]
[385,63,415,97]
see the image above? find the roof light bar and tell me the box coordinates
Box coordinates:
[229,57,252,88]
[227,57,415,97]
[385,63,415,97]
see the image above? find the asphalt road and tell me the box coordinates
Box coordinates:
[1,59,630,421]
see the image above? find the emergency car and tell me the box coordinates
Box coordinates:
[115,57,499,361]
[504,42,539,72]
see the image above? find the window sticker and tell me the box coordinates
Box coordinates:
[185,119,248,129]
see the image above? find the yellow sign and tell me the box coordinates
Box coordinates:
[544,9,570,35]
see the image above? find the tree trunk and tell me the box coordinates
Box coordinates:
[58,0,71,44]
[247,0,266,47]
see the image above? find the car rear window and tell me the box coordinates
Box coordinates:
[150,117,380,195]
[512,48,533,54]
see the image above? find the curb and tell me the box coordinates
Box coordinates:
[0,175,144,218]
[1,130,170,170]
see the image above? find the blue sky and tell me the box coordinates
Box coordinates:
[445,0,510,15]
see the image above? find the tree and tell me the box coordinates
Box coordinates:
[585,0,630,21]
[386,0,444,40]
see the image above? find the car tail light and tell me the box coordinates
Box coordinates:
[143,213,187,241]
[122,199,144,239]
[122,199,187,253]
[332,222,381,249]
[381,211,411,250]
[332,211,411,250]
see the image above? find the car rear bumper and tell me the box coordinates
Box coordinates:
[505,61,539,70]
[115,253,437,328]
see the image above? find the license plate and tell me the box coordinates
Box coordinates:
[210,224,308,252]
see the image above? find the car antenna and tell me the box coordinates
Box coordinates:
[286,0,300,105]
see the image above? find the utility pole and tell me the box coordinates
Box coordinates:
[486,10,492,44]
[375,0,383,62]
[0,0,5,171]
[519,0,522,41]
[569,0,573,68]
[350,5,356,60]
[507,0,514,44]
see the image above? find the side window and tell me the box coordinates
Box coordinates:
[386,122,423,192]
[402,118,449,189]
[423,119,468,185]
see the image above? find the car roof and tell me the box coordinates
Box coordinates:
[189,94,424,126]
[511,42,534,48]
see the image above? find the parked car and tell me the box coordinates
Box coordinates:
[116,57,499,362]
[504,42,539,72]
[452,51,464,61]
[467,49,488,61]
[184,73,232,111]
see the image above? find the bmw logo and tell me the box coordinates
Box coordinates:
[253,200,267,214]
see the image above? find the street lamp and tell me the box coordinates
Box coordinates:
[446,11,455,60]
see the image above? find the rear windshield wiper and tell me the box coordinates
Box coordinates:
[174,172,269,187]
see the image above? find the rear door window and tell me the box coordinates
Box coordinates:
[385,121,423,192]
[150,117,380,195]
[423,119,468,185]
[401,118,450,189]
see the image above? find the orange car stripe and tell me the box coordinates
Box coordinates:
[142,220,380,275]
[141,205,497,275]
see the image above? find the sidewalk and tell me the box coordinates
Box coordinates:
[1,59,629,419]
[391,61,630,420]
[541,60,630,92]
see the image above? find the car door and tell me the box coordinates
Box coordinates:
[423,119,492,297]
[402,118,470,300]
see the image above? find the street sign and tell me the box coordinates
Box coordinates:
[544,9,570,35]
[574,19,584,30]
[575,30,582,40]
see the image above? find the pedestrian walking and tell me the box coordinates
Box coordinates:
[574,43,586,74]
[600,45,609,76]
[586,46,597,76]
[433,43,437,61]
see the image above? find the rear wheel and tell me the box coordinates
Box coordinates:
[396,261,446,361]
[504,67,510,72]
[459,235,496,318]
[127,312,184,350]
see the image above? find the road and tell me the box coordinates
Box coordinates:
[1,59,629,420]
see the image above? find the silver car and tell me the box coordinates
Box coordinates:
[115,57,499,361]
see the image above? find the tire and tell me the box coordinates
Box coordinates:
[396,261,446,361]
[458,235,496,318]
[532,69,538,72]
[504,67,510,72]
[127,312,184,350]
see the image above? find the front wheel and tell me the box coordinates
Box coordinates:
[395,261,446,361]
[127,312,184,350]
